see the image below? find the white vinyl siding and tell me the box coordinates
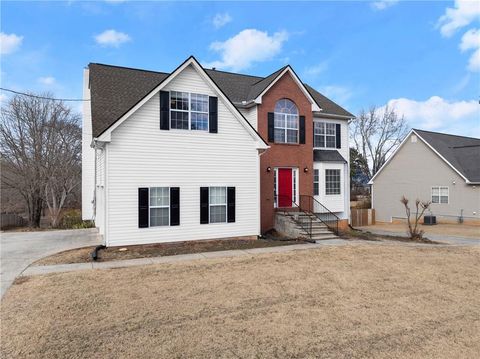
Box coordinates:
[313,162,346,214]
[104,64,260,246]
[238,106,258,129]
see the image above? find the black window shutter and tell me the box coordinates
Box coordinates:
[268,112,274,142]
[335,124,341,149]
[170,187,180,226]
[209,96,218,133]
[200,187,209,224]
[160,91,170,130]
[299,116,306,144]
[227,187,236,223]
[138,188,149,228]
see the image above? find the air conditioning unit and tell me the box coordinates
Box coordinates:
[423,215,436,225]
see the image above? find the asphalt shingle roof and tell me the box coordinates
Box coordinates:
[414,129,480,183]
[313,150,347,163]
[88,62,354,138]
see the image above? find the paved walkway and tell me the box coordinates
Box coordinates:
[1,228,100,298]
[22,241,356,276]
[19,237,460,277]
[357,227,479,246]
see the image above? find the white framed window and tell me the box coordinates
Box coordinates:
[431,186,448,204]
[273,169,277,207]
[274,99,299,144]
[313,169,319,196]
[314,121,336,148]
[149,187,170,226]
[325,169,341,195]
[209,187,227,223]
[170,91,209,131]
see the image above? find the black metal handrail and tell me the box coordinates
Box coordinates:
[275,195,314,242]
[299,195,340,235]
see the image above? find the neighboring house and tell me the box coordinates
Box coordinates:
[82,56,354,246]
[370,129,480,223]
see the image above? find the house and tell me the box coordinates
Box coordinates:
[369,129,480,224]
[82,56,354,246]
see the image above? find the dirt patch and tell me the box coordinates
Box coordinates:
[362,222,480,239]
[34,238,307,266]
[341,228,440,244]
[2,244,479,358]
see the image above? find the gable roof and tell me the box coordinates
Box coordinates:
[370,129,480,184]
[413,129,480,183]
[88,59,354,138]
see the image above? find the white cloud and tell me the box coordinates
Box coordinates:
[212,13,232,29]
[94,29,131,47]
[304,61,329,77]
[0,32,23,55]
[204,29,288,71]
[371,0,399,11]
[319,85,353,105]
[460,28,480,72]
[382,96,480,136]
[437,0,480,37]
[38,76,56,85]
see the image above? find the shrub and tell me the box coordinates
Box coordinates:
[59,209,95,229]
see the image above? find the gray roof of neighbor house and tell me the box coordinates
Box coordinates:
[88,62,354,138]
[414,129,480,183]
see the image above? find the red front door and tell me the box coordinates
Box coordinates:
[278,168,293,207]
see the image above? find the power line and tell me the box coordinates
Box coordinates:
[0,88,89,102]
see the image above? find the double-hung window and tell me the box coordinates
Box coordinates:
[209,187,227,223]
[431,186,448,204]
[313,169,319,196]
[149,187,170,226]
[274,99,299,143]
[325,169,341,195]
[170,91,209,131]
[314,122,336,148]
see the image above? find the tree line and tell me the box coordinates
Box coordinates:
[1,93,81,227]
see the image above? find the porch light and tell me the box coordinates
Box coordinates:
[266,166,271,172]
[304,167,309,173]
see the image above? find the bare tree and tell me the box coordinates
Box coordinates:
[0,93,81,227]
[351,106,408,179]
[400,196,431,240]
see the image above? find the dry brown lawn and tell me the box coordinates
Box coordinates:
[363,222,480,239]
[1,244,479,358]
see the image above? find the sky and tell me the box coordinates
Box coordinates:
[1,0,479,137]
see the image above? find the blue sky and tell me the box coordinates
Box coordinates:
[1,0,479,136]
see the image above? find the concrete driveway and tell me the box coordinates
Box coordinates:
[1,228,100,298]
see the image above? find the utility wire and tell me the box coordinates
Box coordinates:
[0,88,90,102]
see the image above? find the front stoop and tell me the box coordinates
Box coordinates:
[275,212,339,242]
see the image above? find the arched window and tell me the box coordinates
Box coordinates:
[274,99,299,143]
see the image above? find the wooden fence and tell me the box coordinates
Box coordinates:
[1,213,26,229]
[351,208,375,227]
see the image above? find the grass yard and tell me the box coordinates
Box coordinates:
[1,244,479,358]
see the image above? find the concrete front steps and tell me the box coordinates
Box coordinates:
[276,212,339,242]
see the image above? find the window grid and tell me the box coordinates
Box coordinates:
[170,91,209,131]
[325,169,341,195]
[293,168,297,204]
[149,187,170,227]
[209,187,227,223]
[274,99,299,144]
[313,169,319,196]
[314,122,336,148]
[431,186,448,204]
[273,169,277,207]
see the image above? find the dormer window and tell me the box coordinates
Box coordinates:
[274,99,298,144]
[170,91,209,131]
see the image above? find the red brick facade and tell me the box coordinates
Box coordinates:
[257,72,314,233]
